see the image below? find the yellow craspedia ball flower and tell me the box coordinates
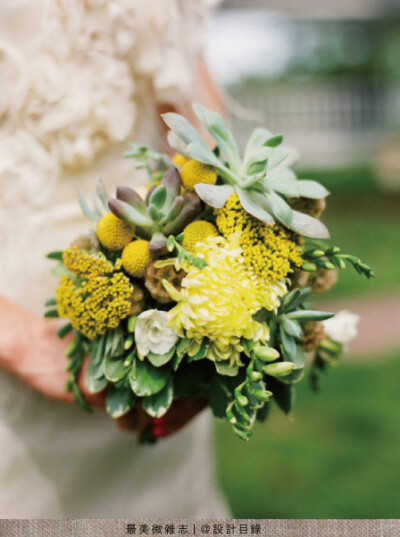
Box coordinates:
[172,153,189,168]
[180,160,217,190]
[182,220,219,252]
[97,213,135,251]
[122,240,151,278]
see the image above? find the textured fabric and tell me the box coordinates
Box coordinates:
[0,519,399,537]
[0,0,227,519]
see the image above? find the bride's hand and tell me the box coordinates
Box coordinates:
[1,297,206,437]
[116,396,208,438]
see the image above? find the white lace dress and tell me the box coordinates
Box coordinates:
[0,0,228,518]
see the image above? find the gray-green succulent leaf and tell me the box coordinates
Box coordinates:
[163,103,331,239]
[194,184,235,209]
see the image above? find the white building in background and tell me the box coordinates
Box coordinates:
[205,1,400,183]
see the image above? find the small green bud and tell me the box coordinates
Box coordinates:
[148,205,161,222]
[124,335,134,350]
[309,249,325,258]
[65,340,78,357]
[248,370,263,381]
[301,261,317,272]
[326,246,340,255]
[316,259,336,270]
[127,315,137,333]
[263,362,295,377]
[253,344,280,362]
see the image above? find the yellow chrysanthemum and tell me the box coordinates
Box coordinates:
[56,247,133,340]
[164,235,286,366]
[215,194,303,283]
[122,240,151,278]
[97,213,135,251]
[182,220,219,253]
[180,160,217,190]
[172,153,189,168]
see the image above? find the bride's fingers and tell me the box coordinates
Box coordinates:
[116,405,151,432]
[161,397,208,437]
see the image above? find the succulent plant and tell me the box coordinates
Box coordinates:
[162,103,330,239]
[108,168,201,255]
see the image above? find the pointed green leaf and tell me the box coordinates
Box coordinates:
[194,184,234,208]
[297,180,330,199]
[142,382,174,418]
[290,210,330,239]
[129,360,171,396]
[236,189,275,225]
[147,348,175,367]
[105,386,135,418]
[104,355,128,382]
[215,361,239,377]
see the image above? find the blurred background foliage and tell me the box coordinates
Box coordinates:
[205,0,400,518]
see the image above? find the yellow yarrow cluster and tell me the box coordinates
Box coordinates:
[164,235,286,366]
[215,194,303,283]
[56,246,133,340]
[182,220,219,253]
[97,213,135,251]
[180,160,217,190]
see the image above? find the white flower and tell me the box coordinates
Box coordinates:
[135,309,178,357]
[323,310,360,347]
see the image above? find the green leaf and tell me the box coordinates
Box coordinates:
[72,383,93,413]
[263,175,299,197]
[279,364,305,384]
[85,335,108,393]
[194,184,235,209]
[243,127,273,165]
[187,343,208,362]
[105,328,125,359]
[287,310,334,321]
[161,112,206,147]
[149,185,167,209]
[290,210,330,239]
[215,361,239,377]
[193,103,241,173]
[265,135,283,147]
[104,355,128,382]
[282,317,302,340]
[46,251,64,261]
[271,380,295,414]
[237,189,275,225]
[297,180,330,199]
[279,324,297,362]
[96,177,109,210]
[78,191,100,221]
[129,359,171,397]
[142,382,174,418]
[210,375,234,419]
[108,198,151,228]
[246,159,268,176]
[187,142,233,181]
[105,386,135,418]
[147,348,175,367]
[262,191,293,227]
[44,308,59,319]
[45,296,57,306]
[57,322,73,339]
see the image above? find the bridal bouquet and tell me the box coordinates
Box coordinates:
[45,104,374,441]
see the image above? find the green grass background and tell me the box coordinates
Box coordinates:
[214,168,400,518]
